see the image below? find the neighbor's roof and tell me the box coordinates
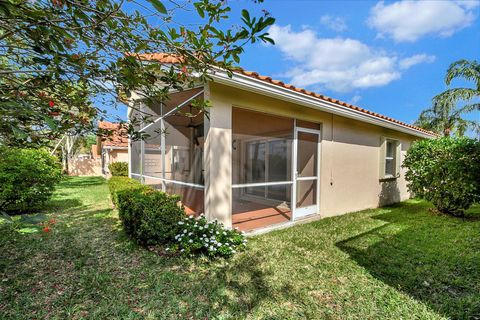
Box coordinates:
[132,53,436,137]
[98,121,128,148]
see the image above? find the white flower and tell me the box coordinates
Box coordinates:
[180,249,185,252]
[216,231,219,235]
[202,234,206,238]
[189,215,194,219]
[178,221,184,225]
[199,226,203,230]
[165,248,170,251]
[241,230,245,234]
[209,246,214,251]
[188,232,192,236]
[189,239,193,243]
[231,250,236,254]
[217,242,222,247]
[183,229,187,233]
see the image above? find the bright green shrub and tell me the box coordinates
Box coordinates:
[0,147,62,213]
[108,161,128,176]
[116,188,186,245]
[169,215,247,257]
[403,137,480,216]
[107,176,149,207]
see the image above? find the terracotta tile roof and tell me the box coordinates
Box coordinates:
[126,52,183,64]
[98,121,128,148]
[132,53,436,136]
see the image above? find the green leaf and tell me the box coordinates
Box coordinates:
[0,211,13,223]
[241,9,250,22]
[44,116,58,130]
[19,213,47,225]
[147,0,167,14]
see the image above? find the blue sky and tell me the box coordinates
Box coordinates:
[109,0,480,126]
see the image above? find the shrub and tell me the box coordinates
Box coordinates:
[116,188,186,245]
[107,176,149,207]
[108,161,128,176]
[403,137,480,216]
[169,215,247,257]
[0,147,62,213]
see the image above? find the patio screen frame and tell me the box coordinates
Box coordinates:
[231,109,322,222]
[129,88,206,212]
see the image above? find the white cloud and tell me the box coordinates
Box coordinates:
[399,54,436,69]
[268,24,434,92]
[368,0,479,42]
[320,15,347,32]
[350,95,362,104]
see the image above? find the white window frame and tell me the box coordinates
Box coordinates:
[380,137,401,180]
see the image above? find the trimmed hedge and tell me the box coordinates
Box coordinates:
[108,176,149,207]
[108,176,186,245]
[108,161,128,176]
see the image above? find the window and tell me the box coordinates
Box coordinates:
[381,138,400,179]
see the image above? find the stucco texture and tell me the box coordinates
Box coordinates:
[208,82,417,220]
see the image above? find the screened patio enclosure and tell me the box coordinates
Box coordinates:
[231,108,321,231]
[130,87,205,215]
[129,89,322,231]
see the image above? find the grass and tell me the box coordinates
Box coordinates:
[0,176,479,319]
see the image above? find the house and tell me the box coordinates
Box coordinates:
[127,53,435,232]
[96,121,129,175]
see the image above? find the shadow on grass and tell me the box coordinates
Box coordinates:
[337,201,480,319]
[59,176,105,188]
[42,198,83,212]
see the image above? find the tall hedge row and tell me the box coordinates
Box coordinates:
[403,137,480,215]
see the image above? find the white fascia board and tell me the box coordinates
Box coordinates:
[210,70,434,139]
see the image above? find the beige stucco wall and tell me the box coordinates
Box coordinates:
[204,83,233,227]
[208,82,418,219]
[68,158,102,176]
[109,149,129,163]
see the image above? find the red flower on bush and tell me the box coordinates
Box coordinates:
[43,226,50,233]
[49,101,55,107]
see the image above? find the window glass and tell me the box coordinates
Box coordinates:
[385,139,396,176]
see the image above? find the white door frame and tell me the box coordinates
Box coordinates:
[292,124,321,220]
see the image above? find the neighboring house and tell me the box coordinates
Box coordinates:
[96,121,129,175]
[127,53,436,232]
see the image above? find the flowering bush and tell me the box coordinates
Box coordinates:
[169,214,247,258]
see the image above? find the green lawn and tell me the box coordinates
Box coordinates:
[1,177,479,319]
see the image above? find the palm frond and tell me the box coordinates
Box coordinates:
[445,59,480,89]
[433,88,478,104]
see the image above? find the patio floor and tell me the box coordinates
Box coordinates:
[232,200,291,231]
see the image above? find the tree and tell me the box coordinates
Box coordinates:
[0,0,275,147]
[415,59,479,136]
[414,95,479,137]
[441,59,480,104]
